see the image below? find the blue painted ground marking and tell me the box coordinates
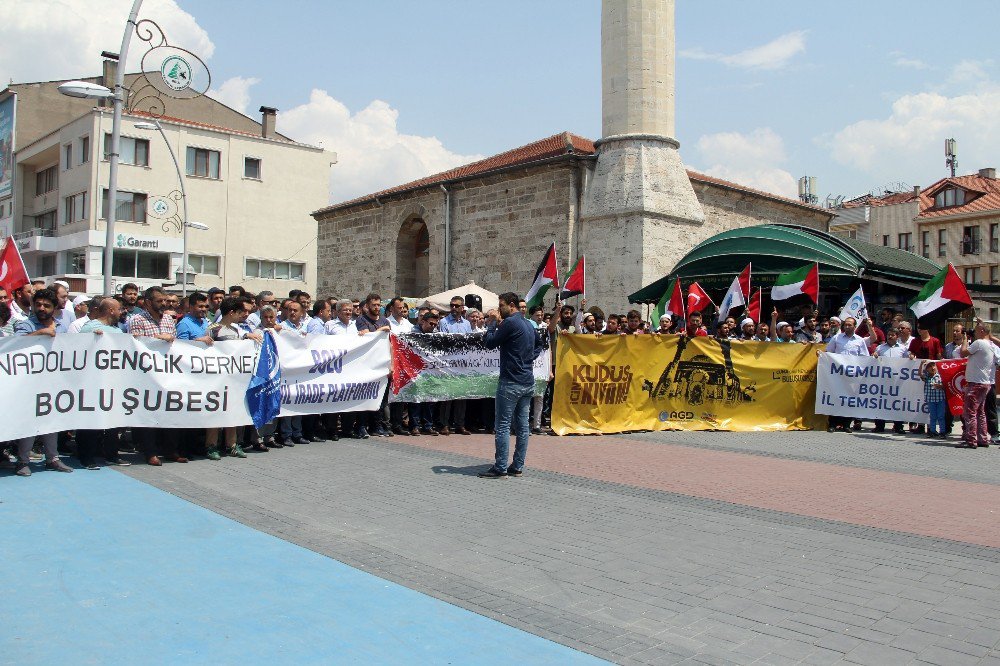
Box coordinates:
[0,468,607,665]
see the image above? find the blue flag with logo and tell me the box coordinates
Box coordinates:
[246,331,281,428]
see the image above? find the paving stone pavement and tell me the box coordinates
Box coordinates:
[122,433,1000,666]
[618,428,1000,487]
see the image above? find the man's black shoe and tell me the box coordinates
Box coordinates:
[507,468,523,477]
[391,426,408,436]
[477,468,507,478]
[356,427,370,440]
[293,437,309,445]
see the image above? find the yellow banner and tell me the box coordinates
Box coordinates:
[551,335,826,434]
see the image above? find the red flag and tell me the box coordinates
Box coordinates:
[390,334,426,395]
[738,263,751,298]
[937,358,967,417]
[746,287,761,323]
[686,282,714,314]
[559,255,585,300]
[0,238,30,296]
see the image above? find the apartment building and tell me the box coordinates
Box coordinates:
[831,168,1000,317]
[0,73,333,295]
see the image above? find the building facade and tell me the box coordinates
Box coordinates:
[0,75,333,295]
[313,133,832,311]
[831,169,1000,318]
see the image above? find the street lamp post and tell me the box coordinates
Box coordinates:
[134,120,190,297]
[58,0,144,296]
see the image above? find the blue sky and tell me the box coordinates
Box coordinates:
[3,1,999,204]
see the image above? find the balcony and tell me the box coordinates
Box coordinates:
[13,227,54,241]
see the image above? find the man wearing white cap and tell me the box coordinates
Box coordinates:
[739,318,756,340]
[656,314,674,334]
[68,295,99,333]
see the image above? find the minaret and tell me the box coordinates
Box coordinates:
[581,0,704,308]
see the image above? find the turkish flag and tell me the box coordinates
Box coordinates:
[0,238,30,297]
[746,287,761,323]
[937,358,967,417]
[686,281,714,314]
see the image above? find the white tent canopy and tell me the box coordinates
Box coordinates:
[421,281,499,313]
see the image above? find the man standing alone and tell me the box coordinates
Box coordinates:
[959,320,996,449]
[479,292,545,478]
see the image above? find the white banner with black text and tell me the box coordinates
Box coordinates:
[0,334,256,440]
[271,330,390,416]
[815,352,928,423]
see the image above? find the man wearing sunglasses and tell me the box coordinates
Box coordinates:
[245,291,277,330]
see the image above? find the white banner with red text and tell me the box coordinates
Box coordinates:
[815,352,928,423]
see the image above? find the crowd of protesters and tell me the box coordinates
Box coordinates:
[0,281,563,477]
[2,278,996,477]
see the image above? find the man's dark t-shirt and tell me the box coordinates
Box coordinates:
[355,311,390,333]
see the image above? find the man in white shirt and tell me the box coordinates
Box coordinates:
[825,316,870,432]
[326,299,357,335]
[386,297,416,434]
[68,295,101,333]
[959,321,996,448]
[386,297,414,334]
[871,327,909,434]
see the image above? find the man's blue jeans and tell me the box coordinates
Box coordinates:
[494,380,535,472]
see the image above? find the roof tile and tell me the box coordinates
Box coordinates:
[917,174,1000,219]
[314,131,828,216]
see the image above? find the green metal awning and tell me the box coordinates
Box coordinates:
[630,224,945,303]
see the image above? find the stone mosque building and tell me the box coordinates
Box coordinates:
[313,0,833,310]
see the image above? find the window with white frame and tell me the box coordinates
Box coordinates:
[103,133,149,166]
[934,187,966,208]
[245,258,304,281]
[63,192,87,224]
[965,267,981,284]
[67,250,86,274]
[101,189,147,223]
[186,147,221,179]
[35,165,58,195]
[188,254,220,275]
[79,136,90,164]
[243,156,261,180]
[938,229,947,257]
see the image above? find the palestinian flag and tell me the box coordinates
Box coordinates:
[909,264,973,325]
[652,278,684,323]
[389,332,549,402]
[771,263,818,303]
[525,243,559,308]
[560,255,585,300]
